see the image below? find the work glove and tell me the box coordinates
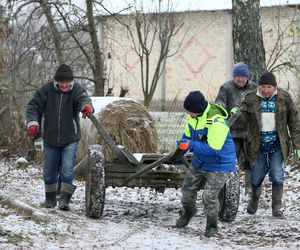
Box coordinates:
[176,139,190,151]
[230,106,240,115]
[27,125,39,137]
[81,104,93,118]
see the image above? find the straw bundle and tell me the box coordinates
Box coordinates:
[77,99,157,163]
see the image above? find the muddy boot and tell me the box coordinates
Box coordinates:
[58,182,76,211]
[204,216,218,238]
[247,185,262,215]
[244,169,252,195]
[272,183,284,218]
[40,183,57,208]
[175,205,197,228]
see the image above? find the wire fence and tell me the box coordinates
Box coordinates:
[150,111,186,153]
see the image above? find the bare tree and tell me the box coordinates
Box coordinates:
[39,0,64,64]
[7,0,110,96]
[232,0,266,82]
[265,6,300,73]
[86,0,104,96]
[112,2,185,107]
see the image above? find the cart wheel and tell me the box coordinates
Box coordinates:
[218,171,240,222]
[85,144,106,218]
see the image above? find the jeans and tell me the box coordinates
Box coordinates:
[43,140,79,185]
[251,150,284,187]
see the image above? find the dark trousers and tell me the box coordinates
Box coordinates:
[233,138,251,171]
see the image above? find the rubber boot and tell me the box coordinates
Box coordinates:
[272,183,284,218]
[40,183,57,208]
[244,169,252,195]
[57,179,61,198]
[58,182,76,211]
[247,185,262,215]
[204,216,218,238]
[175,205,197,228]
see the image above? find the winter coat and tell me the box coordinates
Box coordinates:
[239,87,300,164]
[26,80,92,147]
[215,80,257,138]
[183,103,237,172]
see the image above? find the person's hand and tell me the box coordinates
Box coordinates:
[27,125,39,137]
[291,149,300,172]
[81,104,93,118]
[176,139,190,151]
[296,149,300,161]
[230,107,240,115]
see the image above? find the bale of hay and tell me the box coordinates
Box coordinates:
[77,97,158,164]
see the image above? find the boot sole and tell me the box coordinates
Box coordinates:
[59,205,70,211]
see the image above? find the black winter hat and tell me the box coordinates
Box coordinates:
[183,90,208,114]
[54,64,74,82]
[258,72,277,86]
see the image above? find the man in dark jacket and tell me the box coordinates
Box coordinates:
[175,91,237,237]
[215,62,256,194]
[26,64,93,211]
[239,72,300,217]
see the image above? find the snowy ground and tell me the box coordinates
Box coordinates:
[0,159,300,250]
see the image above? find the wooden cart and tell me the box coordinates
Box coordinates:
[85,114,240,222]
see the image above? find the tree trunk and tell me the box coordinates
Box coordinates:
[232,0,266,82]
[86,0,105,96]
[40,0,64,64]
[0,191,49,223]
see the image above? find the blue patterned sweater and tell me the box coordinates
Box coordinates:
[259,95,281,153]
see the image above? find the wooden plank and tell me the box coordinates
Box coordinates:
[106,172,184,179]
[105,176,184,189]
[89,114,129,163]
[106,162,187,173]
[120,147,140,165]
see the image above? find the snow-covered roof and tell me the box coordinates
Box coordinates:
[97,0,300,13]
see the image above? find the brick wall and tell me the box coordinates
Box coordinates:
[103,6,300,103]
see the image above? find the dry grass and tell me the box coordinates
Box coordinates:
[97,100,158,160]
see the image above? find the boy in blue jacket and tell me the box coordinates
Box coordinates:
[175,91,237,237]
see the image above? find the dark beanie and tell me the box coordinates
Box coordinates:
[183,91,208,114]
[54,64,74,82]
[258,72,277,86]
[233,62,250,78]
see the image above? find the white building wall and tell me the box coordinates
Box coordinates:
[103,6,299,102]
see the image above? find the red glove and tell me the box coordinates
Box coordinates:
[81,104,92,118]
[27,125,39,137]
[177,139,190,151]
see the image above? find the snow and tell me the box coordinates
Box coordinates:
[90,97,138,114]
[0,159,300,249]
[15,157,28,164]
[132,153,144,162]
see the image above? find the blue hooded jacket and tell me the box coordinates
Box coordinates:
[182,103,237,171]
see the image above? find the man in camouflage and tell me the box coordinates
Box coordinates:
[175,91,237,237]
[215,62,256,194]
[239,72,300,217]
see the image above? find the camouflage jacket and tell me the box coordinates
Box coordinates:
[215,80,256,138]
[239,87,300,164]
